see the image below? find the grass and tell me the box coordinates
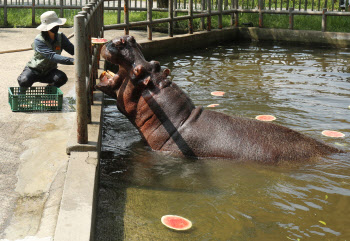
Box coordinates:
[1,7,350,32]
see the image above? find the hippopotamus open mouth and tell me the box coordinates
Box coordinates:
[95,35,344,163]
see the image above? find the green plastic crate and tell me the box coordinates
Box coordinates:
[8,86,63,112]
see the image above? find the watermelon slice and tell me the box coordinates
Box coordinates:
[91,38,108,44]
[255,115,276,121]
[207,104,219,108]
[161,215,192,231]
[211,91,225,96]
[41,100,58,107]
[321,130,345,138]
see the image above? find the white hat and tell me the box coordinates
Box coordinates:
[36,11,66,31]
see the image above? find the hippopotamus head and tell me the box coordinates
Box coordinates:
[96,35,173,111]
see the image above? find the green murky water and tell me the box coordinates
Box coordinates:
[95,41,350,241]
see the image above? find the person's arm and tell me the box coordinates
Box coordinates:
[34,38,74,65]
[61,34,74,56]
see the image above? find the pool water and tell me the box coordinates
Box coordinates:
[95,41,350,240]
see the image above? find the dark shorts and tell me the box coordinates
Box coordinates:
[17,66,68,88]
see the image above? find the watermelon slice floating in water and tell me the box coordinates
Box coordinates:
[321,130,345,138]
[255,115,276,121]
[161,215,192,231]
[211,91,225,96]
[207,104,219,108]
[91,38,108,44]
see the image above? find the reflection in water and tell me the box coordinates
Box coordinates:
[95,42,350,240]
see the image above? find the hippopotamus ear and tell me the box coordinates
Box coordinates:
[142,76,151,86]
[163,68,170,77]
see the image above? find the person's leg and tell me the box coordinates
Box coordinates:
[43,69,68,87]
[17,66,38,87]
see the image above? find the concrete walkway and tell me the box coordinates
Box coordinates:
[0,27,166,241]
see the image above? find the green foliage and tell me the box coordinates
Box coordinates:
[1,6,350,33]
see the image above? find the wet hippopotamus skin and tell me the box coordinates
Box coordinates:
[96,35,343,163]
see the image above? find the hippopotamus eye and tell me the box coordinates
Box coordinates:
[127,36,136,44]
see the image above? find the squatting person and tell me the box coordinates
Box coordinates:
[17,11,74,88]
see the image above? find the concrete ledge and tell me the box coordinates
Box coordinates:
[54,151,98,241]
[237,27,350,47]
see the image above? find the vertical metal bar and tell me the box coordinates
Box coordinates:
[124,0,130,35]
[117,0,121,23]
[322,8,327,32]
[324,0,327,8]
[169,0,174,36]
[331,0,334,11]
[286,0,289,10]
[289,7,294,29]
[304,0,307,10]
[317,0,320,11]
[269,0,271,10]
[74,14,88,144]
[147,0,152,40]
[298,0,301,10]
[174,0,178,28]
[189,0,193,33]
[218,0,222,29]
[207,0,211,30]
[311,0,314,10]
[293,0,295,9]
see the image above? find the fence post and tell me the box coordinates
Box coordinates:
[218,0,222,28]
[259,0,263,28]
[234,0,239,27]
[118,0,121,23]
[207,0,211,31]
[168,0,174,37]
[200,0,205,29]
[4,0,7,26]
[188,0,193,34]
[124,0,130,35]
[289,7,294,29]
[147,0,152,40]
[31,0,35,26]
[60,0,64,17]
[322,8,327,32]
[74,14,88,144]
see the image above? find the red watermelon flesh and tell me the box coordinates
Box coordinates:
[161,215,192,231]
[91,38,108,44]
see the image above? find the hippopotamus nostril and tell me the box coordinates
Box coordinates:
[150,61,161,72]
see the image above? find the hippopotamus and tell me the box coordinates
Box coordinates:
[96,35,344,163]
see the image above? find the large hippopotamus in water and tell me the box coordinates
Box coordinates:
[96,35,344,163]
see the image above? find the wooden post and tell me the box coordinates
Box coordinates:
[259,0,263,28]
[118,0,121,23]
[169,0,173,37]
[218,0,222,29]
[230,0,234,26]
[4,0,7,26]
[189,0,193,34]
[74,14,88,144]
[322,8,327,32]
[207,0,211,31]
[235,0,239,27]
[201,0,205,29]
[289,7,294,29]
[60,0,63,17]
[31,0,35,26]
[147,0,152,40]
[124,0,130,35]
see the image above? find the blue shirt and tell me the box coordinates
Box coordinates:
[33,33,74,65]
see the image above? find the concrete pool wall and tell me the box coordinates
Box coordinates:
[55,27,350,241]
